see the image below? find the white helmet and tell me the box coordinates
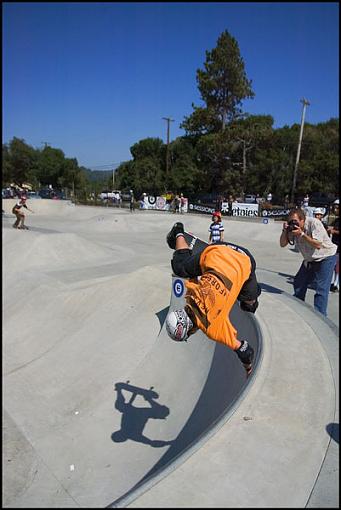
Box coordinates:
[166,309,193,342]
[334,199,339,205]
[313,207,325,216]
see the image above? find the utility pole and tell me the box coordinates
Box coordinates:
[162,117,174,176]
[291,98,310,204]
[41,141,50,148]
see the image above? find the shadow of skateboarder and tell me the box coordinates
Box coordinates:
[111,381,174,448]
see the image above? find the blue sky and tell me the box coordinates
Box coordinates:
[2,2,339,169]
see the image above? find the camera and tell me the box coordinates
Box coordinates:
[287,219,300,232]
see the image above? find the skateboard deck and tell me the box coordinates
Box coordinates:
[115,381,159,400]
[183,231,208,255]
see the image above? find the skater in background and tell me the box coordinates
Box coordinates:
[129,190,135,212]
[208,211,224,244]
[12,195,34,229]
[165,222,261,376]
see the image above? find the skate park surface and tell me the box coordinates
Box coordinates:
[2,199,339,508]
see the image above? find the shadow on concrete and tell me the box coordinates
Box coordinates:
[156,306,169,331]
[326,422,339,444]
[112,382,174,448]
[24,226,61,234]
[108,306,261,507]
[259,282,284,294]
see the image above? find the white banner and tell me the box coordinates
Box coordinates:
[221,202,259,217]
[141,195,188,212]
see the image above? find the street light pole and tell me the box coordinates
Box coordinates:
[291,98,310,204]
[162,117,174,176]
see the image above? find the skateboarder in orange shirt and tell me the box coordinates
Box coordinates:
[165,222,261,375]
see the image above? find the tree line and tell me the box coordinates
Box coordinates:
[3,31,339,203]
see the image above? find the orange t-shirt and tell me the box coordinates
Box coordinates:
[185,245,251,350]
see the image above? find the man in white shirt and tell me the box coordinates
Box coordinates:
[279,208,337,316]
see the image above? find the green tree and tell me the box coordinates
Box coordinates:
[114,161,135,191]
[181,30,254,135]
[37,146,66,188]
[130,138,164,160]
[2,143,12,185]
[167,137,201,193]
[2,137,39,187]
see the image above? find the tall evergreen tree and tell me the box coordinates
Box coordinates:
[181,30,255,135]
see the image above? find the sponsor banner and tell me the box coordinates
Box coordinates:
[142,196,157,209]
[189,202,260,216]
[229,203,259,216]
[156,196,167,210]
[142,195,188,212]
[189,203,216,215]
[261,208,290,217]
[221,202,259,217]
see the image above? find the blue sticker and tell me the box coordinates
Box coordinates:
[262,218,269,224]
[173,279,184,298]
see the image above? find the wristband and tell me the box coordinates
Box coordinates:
[236,340,254,365]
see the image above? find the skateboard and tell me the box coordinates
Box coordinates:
[114,381,159,400]
[183,231,208,255]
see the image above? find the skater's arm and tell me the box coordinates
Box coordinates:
[279,222,289,247]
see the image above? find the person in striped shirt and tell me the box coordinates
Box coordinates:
[208,211,224,244]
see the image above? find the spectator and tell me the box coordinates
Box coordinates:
[327,199,339,292]
[279,208,337,316]
[172,194,180,214]
[284,194,290,209]
[180,193,186,214]
[215,195,223,212]
[313,207,328,230]
[129,190,135,213]
[175,195,180,213]
[303,194,310,207]
[227,195,234,216]
[208,211,224,244]
[266,191,272,203]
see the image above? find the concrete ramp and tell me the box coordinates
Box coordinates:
[107,276,260,507]
[2,204,337,508]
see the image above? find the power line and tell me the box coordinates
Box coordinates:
[87,162,121,170]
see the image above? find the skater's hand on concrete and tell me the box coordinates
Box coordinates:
[243,362,253,377]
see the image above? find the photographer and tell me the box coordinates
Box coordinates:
[280,208,337,316]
